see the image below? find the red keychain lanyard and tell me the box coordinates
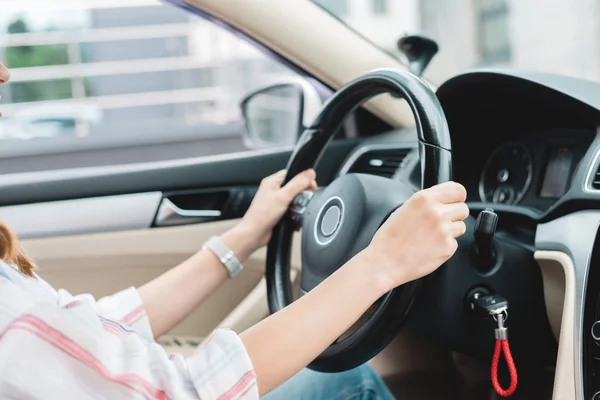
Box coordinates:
[490,311,518,397]
[470,293,519,397]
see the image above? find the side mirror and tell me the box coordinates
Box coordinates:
[240,79,322,149]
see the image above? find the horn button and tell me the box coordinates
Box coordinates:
[315,197,344,244]
[301,175,369,291]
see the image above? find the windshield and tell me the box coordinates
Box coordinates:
[313,0,596,84]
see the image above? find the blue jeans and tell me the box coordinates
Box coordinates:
[262,364,395,399]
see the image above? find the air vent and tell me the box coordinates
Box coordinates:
[346,147,412,178]
[592,163,600,190]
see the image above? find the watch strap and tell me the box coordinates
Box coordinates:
[203,236,243,278]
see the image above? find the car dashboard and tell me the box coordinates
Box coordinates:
[338,127,596,214]
[334,69,600,400]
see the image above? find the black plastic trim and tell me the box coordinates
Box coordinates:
[0,140,358,207]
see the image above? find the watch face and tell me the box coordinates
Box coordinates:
[204,236,242,278]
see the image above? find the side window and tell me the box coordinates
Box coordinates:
[0,1,301,174]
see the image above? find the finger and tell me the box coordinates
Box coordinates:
[427,181,467,204]
[448,221,467,238]
[445,238,459,258]
[271,169,287,185]
[262,169,286,188]
[281,169,316,200]
[443,202,470,221]
[309,180,318,191]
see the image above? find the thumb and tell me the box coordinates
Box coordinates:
[281,169,316,201]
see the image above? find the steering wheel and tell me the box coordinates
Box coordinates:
[266,68,452,372]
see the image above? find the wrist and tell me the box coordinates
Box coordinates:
[343,249,399,298]
[220,221,262,262]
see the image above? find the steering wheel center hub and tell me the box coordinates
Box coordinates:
[301,175,367,291]
[316,197,344,242]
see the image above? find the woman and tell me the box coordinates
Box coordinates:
[0,61,469,399]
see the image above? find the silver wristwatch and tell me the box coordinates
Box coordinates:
[202,236,243,278]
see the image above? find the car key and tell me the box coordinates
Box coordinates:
[469,292,508,319]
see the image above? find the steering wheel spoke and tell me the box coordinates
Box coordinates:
[289,189,316,227]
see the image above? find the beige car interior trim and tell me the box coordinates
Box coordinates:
[186,0,436,129]
[217,277,270,333]
[535,250,576,400]
[217,271,299,334]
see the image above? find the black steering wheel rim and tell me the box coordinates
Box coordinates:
[266,68,453,372]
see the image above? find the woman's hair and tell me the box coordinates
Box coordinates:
[0,221,36,278]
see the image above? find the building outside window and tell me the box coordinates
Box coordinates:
[372,0,388,15]
[477,0,511,64]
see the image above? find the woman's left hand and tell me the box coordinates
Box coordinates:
[233,169,317,254]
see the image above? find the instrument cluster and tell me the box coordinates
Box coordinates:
[474,130,593,209]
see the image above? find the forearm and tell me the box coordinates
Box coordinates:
[138,223,259,338]
[240,250,391,395]
[137,168,316,338]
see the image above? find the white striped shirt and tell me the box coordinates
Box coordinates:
[0,261,258,399]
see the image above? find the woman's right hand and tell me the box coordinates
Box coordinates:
[361,181,469,292]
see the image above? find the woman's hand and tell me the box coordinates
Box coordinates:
[244,169,317,246]
[359,181,469,292]
[224,169,317,259]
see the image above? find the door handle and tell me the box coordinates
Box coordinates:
[155,198,222,227]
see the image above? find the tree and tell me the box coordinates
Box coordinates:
[8,18,28,34]
[5,17,72,103]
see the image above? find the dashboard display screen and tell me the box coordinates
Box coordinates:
[540,146,573,198]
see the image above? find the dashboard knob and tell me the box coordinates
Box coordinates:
[591,390,600,400]
[475,208,498,238]
[591,321,600,341]
[474,208,498,271]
